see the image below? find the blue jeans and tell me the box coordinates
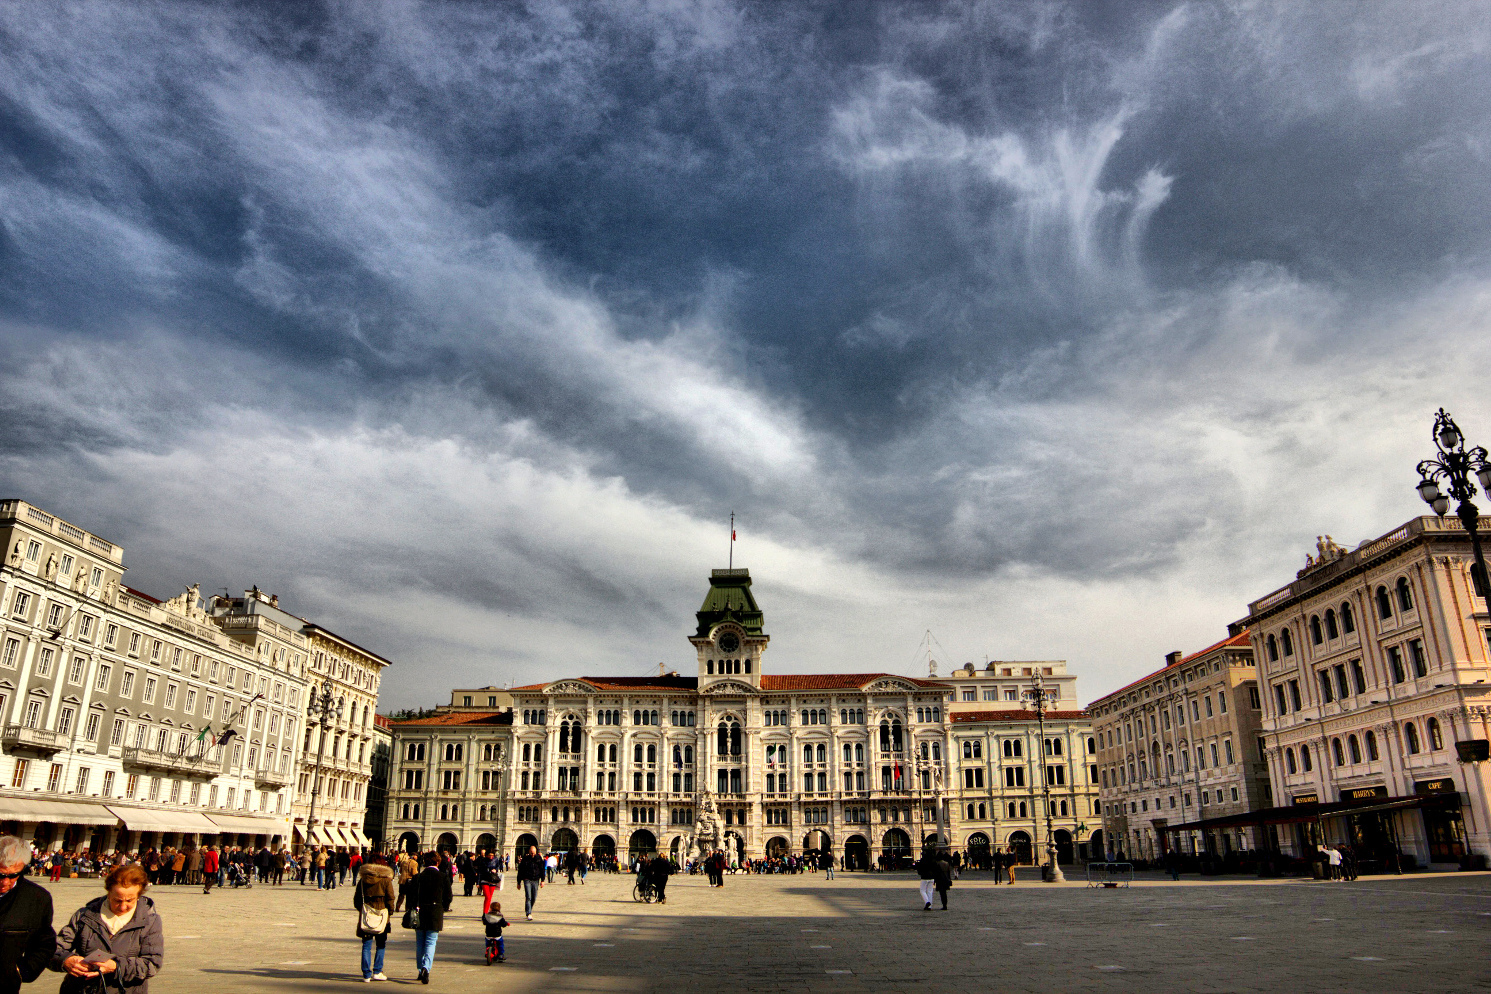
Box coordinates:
[523,879,539,916]
[361,934,386,978]
[414,930,438,972]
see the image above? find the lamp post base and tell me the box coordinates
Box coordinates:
[1045,847,1065,882]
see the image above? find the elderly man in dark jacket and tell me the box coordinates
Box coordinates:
[0,836,53,994]
[408,854,451,985]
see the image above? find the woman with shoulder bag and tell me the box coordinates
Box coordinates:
[50,863,163,993]
[353,855,396,982]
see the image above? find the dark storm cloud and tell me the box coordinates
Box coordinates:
[3,1,1491,703]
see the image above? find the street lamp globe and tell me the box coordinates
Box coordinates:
[1478,466,1491,493]
[1417,478,1441,504]
[1433,494,1450,517]
[1439,424,1461,451]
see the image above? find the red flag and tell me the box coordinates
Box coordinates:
[732,530,736,540]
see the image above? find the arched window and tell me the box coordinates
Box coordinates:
[855,743,863,763]
[1018,801,1027,818]
[1376,585,1393,619]
[673,745,682,766]
[803,743,813,764]
[1310,616,1323,646]
[1325,609,1338,640]
[1087,736,1096,754]
[816,743,826,763]
[1285,748,1297,774]
[1397,577,1414,612]
[978,802,986,819]
[608,743,617,763]
[891,720,903,752]
[1281,628,1294,656]
[1340,601,1355,634]
[1008,802,1017,818]
[646,744,656,764]
[717,723,729,756]
[730,722,741,756]
[1365,730,1378,760]
[1404,722,1421,754]
[932,742,941,761]
[840,709,847,724]
[634,743,643,764]
[963,741,973,759]
[1300,745,1313,772]
[1348,734,1361,764]
[879,720,891,752]
[598,744,606,763]
[1332,738,1345,766]
[1266,635,1278,661]
[684,745,693,764]
[1427,717,1443,751]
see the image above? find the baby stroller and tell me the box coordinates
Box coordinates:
[226,862,246,888]
[482,910,508,964]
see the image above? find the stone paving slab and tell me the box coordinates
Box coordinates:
[23,870,1491,993]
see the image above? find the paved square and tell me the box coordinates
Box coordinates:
[28,870,1491,993]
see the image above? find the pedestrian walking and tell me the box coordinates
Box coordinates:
[931,850,953,910]
[354,856,395,982]
[395,853,417,912]
[478,860,502,916]
[0,835,54,994]
[648,854,674,904]
[200,847,219,895]
[405,854,451,985]
[50,862,164,993]
[915,850,937,910]
[517,846,545,921]
[820,851,835,880]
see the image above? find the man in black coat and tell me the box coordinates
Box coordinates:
[516,846,545,921]
[0,836,53,994]
[410,853,452,985]
[648,855,674,904]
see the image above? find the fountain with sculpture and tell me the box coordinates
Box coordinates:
[686,793,722,862]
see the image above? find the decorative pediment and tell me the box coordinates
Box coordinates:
[703,680,757,696]
[544,680,598,696]
[864,677,919,693]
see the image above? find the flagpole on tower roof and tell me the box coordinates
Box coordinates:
[729,511,735,570]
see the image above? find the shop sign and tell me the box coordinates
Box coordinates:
[1415,777,1457,795]
[1291,792,1319,805]
[1342,785,1388,801]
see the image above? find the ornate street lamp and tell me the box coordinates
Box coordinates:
[1023,672,1064,883]
[1415,408,1491,603]
[301,680,344,871]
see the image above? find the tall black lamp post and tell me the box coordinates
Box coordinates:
[1415,408,1491,605]
[1023,671,1064,883]
[301,680,344,871]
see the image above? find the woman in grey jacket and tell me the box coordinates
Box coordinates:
[51,863,163,993]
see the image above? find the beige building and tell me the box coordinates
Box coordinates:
[939,660,1099,865]
[391,567,956,867]
[0,498,393,855]
[384,708,513,855]
[1091,632,1267,862]
[1238,518,1491,868]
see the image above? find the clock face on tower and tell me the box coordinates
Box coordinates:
[717,631,741,654]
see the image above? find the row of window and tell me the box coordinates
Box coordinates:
[1265,579,1416,664]
[9,758,281,812]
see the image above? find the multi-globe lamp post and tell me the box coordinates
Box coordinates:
[300,680,345,864]
[1415,408,1491,608]
[1022,671,1064,883]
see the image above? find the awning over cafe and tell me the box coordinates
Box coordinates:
[105,806,219,834]
[3,797,118,826]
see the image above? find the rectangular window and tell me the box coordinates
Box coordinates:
[164,684,178,709]
[23,698,43,728]
[101,771,114,797]
[121,670,135,697]
[104,623,118,647]
[1409,639,1428,678]
[1204,695,1214,717]
[1224,739,1234,764]
[150,640,161,661]
[36,648,54,677]
[46,603,65,628]
[47,763,62,792]
[77,615,94,640]
[125,774,138,799]
[1388,647,1406,683]
[84,711,100,742]
[94,664,112,691]
[10,759,28,789]
[127,632,140,655]
[1191,700,1201,721]
[184,689,196,714]
[75,767,89,793]
[1333,664,1349,699]
[1210,742,1219,767]
[982,689,997,701]
[961,689,976,701]
[9,591,29,619]
[1351,659,1367,695]
[143,677,157,704]
[1218,690,1227,714]
[1,638,19,669]
[24,541,39,562]
[1318,669,1334,704]
[110,719,124,747]
[1288,680,1302,711]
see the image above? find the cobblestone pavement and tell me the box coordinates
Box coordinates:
[27,868,1491,993]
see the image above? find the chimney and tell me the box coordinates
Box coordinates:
[1165,651,1183,667]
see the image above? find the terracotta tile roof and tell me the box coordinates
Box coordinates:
[123,586,162,605]
[510,674,950,694]
[391,710,513,727]
[952,709,1088,723]
[760,674,948,691]
[373,714,394,729]
[1092,630,1253,705]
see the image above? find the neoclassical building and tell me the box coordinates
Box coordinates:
[1236,518,1491,866]
[0,498,393,855]
[389,567,957,866]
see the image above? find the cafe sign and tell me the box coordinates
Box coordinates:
[1415,777,1457,795]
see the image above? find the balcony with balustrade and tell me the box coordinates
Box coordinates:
[1,725,64,755]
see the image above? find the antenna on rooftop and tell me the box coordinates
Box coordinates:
[728,511,736,569]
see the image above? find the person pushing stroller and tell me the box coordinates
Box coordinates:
[483,902,509,964]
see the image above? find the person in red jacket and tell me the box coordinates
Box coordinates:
[202,846,220,894]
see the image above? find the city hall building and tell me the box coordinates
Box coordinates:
[385,566,1100,869]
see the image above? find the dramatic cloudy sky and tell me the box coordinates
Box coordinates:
[3,1,1491,709]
